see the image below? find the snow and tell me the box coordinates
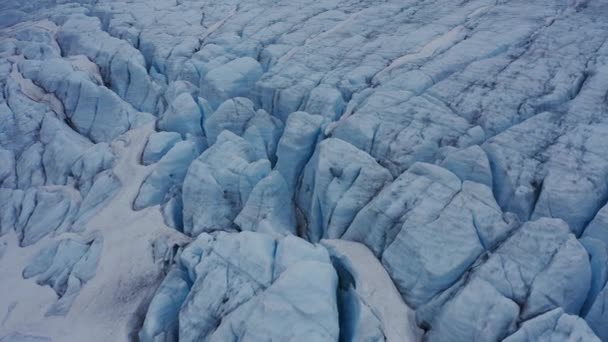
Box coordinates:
[134,140,199,210]
[0,125,187,341]
[23,234,103,316]
[322,239,422,342]
[71,142,115,197]
[141,131,182,166]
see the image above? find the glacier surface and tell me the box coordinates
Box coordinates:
[1,0,608,341]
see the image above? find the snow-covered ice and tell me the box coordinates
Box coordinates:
[1,0,608,340]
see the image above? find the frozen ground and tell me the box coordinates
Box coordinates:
[0,0,607,341]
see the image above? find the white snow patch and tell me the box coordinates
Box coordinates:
[0,124,189,341]
[322,239,423,342]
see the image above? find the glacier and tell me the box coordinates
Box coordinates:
[1,0,608,341]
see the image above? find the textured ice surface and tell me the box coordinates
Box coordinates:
[134,140,200,210]
[421,218,591,341]
[141,131,182,166]
[504,308,601,342]
[200,57,263,109]
[1,0,608,340]
[182,131,271,236]
[323,239,423,342]
[23,235,103,315]
[297,138,393,242]
[235,171,297,236]
[140,232,339,342]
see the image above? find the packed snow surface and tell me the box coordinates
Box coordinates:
[1,0,608,341]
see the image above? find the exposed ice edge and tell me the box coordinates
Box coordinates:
[1,0,607,341]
